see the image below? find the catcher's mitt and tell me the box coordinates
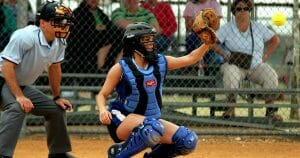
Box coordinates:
[192,8,219,44]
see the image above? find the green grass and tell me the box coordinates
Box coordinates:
[70,91,300,123]
[163,94,300,122]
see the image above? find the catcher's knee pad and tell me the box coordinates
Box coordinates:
[141,117,165,146]
[172,126,198,155]
[111,118,164,158]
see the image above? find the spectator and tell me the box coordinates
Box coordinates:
[141,0,177,53]
[111,0,161,61]
[183,0,223,76]
[282,36,294,67]
[0,1,76,157]
[5,0,35,24]
[215,0,281,121]
[0,1,3,25]
[64,0,122,73]
[0,0,35,51]
[97,22,215,158]
[0,0,16,51]
[183,0,222,53]
[183,0,223,97]
[112,0,160,32]
[278,36,294,100]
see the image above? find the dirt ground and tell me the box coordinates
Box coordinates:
[14,134,300,158]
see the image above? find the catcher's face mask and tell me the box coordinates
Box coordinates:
[140,34,155,53]
[123,22,158,63]
[136,34,158,63]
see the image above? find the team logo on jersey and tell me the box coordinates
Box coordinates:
[146,79,157,88]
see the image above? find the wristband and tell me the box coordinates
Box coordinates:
[53,96,61,101]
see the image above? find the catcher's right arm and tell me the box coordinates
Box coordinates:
[192,8,220,44]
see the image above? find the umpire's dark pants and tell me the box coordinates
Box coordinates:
[0,84,71,156]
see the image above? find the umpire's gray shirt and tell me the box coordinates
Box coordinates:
[0,25,66,86]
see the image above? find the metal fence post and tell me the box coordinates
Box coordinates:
[290,0,300,120]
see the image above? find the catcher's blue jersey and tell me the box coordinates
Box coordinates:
[109,54,167,124]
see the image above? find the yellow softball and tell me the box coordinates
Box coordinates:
[271,12,286,26]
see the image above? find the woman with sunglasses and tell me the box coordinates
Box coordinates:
[214,0,281,121]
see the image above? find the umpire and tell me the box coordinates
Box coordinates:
[0,1,76,158]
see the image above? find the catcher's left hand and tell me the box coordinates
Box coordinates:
[192,8,219,44]
[194,27,217,45]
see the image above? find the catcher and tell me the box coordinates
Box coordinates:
[96,22,216,158]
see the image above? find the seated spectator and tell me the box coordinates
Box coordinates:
[5,0,35,24]
[215,0,281,121]
[141,0,177,53]
[0,0,35,51]
[183,0,222,53]
[183,0,223,75]
[64,0,122,73]
[0,0,16,51]
[0,0,10,51]
[183,0,223,85]
[278,36,294,100]
[111,0,161,58]
[282,36,294,67]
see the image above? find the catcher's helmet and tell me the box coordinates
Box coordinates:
[122,22,158,63]
[35,1,73,39]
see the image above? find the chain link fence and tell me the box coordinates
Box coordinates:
[1,0,299,136]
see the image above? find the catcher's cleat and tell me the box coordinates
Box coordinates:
[108,144,122,158]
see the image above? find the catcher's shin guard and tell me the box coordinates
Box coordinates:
[144,126,198,158]
[172,126,198,156]
[108,118,164,158]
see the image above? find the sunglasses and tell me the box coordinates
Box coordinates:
[235,7,250,12]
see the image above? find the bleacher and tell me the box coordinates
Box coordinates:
[28,69,300,132]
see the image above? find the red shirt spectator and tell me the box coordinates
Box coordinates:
[141,0,177,38]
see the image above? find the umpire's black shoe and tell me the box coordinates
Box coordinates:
[0,155,11,158]
[108,144,122,158]
[48,152,76,158]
